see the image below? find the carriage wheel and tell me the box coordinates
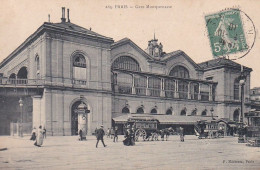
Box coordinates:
[135,129,147,142]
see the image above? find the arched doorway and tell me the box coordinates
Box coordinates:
[151,108,157,114]
[180,110,186,116]
[122,107,130,114]
[71,101,88,136]
[233,110,239,122]
[166,109,172,115]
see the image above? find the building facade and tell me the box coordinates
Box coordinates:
[0,8,252,135]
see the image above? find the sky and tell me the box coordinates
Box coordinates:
[0,0,259,88]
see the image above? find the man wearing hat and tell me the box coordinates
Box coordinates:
[96,125,107,148]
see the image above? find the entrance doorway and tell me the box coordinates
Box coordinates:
[71,101,88,136]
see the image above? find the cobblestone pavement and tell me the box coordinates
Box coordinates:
[0,135,259,170]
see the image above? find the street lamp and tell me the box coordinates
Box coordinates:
[237,68,246,143]
[19,98,23,137]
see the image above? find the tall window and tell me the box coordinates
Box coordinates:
[112,56,141,71]
[169,65,189,78]
[134,75,146,96]
[234,79,239,100]
[35,55,40,78]
[165,79,175,98]
[73,54,86,83]
[169,66,189,99]
[148,77,161,97]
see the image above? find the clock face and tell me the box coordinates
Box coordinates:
[154,47,159,53]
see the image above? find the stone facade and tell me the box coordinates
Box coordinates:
[0,9,252,135]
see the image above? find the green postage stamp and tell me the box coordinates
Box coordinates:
[205,9,248,57]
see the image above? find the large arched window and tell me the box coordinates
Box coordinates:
[234,79,239,100]
[136,107,144,114]
[72,54,86,84]
[151,108,157,114]
[169,65,189,78]
[166,109,173,115]
[112,56,141,72]
[122,107,130,114]
[9,73,16,84]
[233,110,239,122]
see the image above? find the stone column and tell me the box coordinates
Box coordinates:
[160,78,165,97]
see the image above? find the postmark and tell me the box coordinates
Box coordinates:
[205,8,256,60]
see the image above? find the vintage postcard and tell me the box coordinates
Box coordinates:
[0,0,259,169]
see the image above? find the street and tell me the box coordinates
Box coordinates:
[0,135,259,170]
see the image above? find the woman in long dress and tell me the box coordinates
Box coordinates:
[34,125,44,147]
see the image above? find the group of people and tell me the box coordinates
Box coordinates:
[30,125,46,147]
[106,127,119,142]
[123,125,135,146]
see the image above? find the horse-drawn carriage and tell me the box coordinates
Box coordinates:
[124,116,173,141]
[245,110,260,147]
[194,120,224,139]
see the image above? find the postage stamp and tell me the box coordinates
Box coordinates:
[205,9,248,57]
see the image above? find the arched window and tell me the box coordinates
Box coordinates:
[35,55,40,71]
[233,110,239,122]
[151,108,157,114]
[136,107,144,114]
[169,65,189,78]
[112,56,141,71]
[201,110,207,116]
[180,110,186,116]
[122,107,130,114]
[234,79,239,100]
[166,109,172,115]
[73,54,86,68]
[72,53,86,84]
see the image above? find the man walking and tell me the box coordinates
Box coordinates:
[96,125,107,148]
[113,126,118,142]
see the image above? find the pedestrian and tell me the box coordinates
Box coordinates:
[30,127,36,140]
[96,125,107,148]
[43,127,47,139]
[113,126,118,142]
[78,129,83,141]
[107,128,110,138]
[34,125,44,147]
[110,127,114,139]
[180,127,185,142]
[123,125,135,146]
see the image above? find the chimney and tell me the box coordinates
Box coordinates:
[61,7,66,22]
[67,9,70,22]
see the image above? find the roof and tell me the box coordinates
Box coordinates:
[45,22,112,40]
[112,114,214,125]
[198,58,252,71]
[0,21,113,69]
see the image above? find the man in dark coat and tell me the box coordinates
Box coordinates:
[96,125,107,148]
[113,127,118,142]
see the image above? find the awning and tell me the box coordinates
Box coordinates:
[112,114,213,125]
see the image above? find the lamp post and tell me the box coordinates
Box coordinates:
[19,98,23,137]
[238,68,246,143]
